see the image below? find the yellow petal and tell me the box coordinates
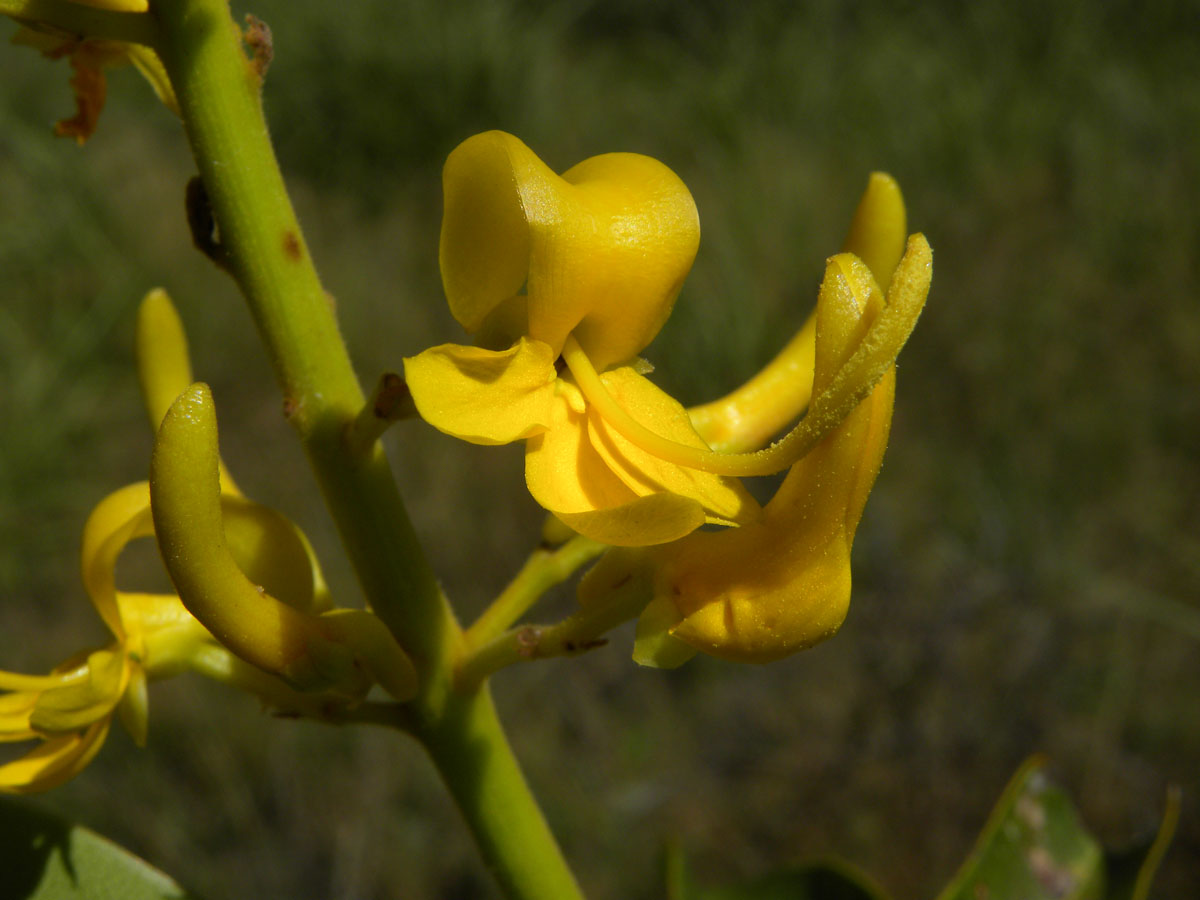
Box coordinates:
[81,482,155,639]
[584,366,759,526]
[135,289,241,494]
[150,384,367,695]
[688,173,908,453]
[525,389,709,545]
[658,370,895,662]
[0,691,39,740]
[648,259,899,663]
[0,720,111,795]
[116,664,148,747]
[812,254,883,397]
[221,496,318,612]
[841,172,907,288]
[30,648,127,734]
[136,287,195,431]
[404,338,557,445]
[440,131,700,369]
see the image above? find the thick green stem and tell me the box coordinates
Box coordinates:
[150,1,582,896]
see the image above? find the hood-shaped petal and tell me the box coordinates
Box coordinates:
[440,131,700,369]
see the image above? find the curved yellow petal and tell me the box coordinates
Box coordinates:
[440,131,699,369]
[687,313,817,453]
[841,172,907,289]
[525,388,709,545]
[689,173,907,454]
[135,288,240,494]
[0,691,39,740]
[648,250,900,663]
[812,254,883,397]
[29,648,127,734]
[554,494,710,548]
[404,338,557,445]
[0,720,111,795]
[136,288,193,431]
[221,496,319,613]
[584,367,759,526]
[150,385,370,696]
[81,481,155,638]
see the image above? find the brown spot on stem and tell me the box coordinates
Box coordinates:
[282,230,303,262]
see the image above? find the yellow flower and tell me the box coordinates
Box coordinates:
[1,289,414,792]
[579,175,933,665]
[405,131,760,546]
[0,483,205,793]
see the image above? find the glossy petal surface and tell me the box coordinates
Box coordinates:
[440,130,699,369]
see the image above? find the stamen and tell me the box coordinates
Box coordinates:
[561,234,931,478]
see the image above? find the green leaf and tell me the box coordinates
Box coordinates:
[0,796,200,900]
[935,756,1105,900]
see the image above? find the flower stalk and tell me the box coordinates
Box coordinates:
[149,0,583,896]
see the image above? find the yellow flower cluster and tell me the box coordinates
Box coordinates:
[1,291,414,793]
[407,132,932,664]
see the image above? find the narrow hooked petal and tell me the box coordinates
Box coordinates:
[404,338,557,445]
[440,131,699,369]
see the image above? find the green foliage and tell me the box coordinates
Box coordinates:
[0,797,199,900]
[672,759,1175,900]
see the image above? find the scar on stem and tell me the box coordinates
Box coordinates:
[244,15,273,80]
[282,230,303,262]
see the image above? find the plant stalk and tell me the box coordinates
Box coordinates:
[151,2,582,896]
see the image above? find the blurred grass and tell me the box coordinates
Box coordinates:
[2,0,1198,897]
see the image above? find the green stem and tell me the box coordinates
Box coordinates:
[458,576,648,690]
[150,1,582,896]
[465,536,605,650]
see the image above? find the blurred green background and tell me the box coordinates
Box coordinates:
[1,0,1197,897]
